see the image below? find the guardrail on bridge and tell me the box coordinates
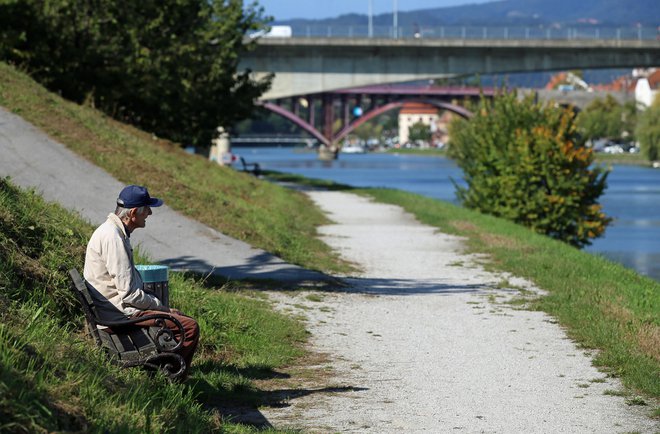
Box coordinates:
[275,24,659,41]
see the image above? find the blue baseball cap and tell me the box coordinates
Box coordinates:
[117,185,163,208]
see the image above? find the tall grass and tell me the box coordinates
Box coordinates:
[0,178,307,432]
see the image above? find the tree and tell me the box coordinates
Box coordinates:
[0,0,272,147]
[354,121,383,142]
[635,96,660,161]
[577,95,637,142]
[448,91,611,248]
[408,121,432,144]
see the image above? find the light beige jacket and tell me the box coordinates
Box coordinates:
[84,213,164,322]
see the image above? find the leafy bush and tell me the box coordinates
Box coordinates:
[635,96,660,161]
[448,92,611,248]
[408,120,432,144]
[576,95,637,142]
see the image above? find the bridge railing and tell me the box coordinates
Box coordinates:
[286,25,659,41]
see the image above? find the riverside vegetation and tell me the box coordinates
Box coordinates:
[448,91,611,248]
[1,61,658,430]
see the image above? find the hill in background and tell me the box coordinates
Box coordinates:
[277,0,659,27]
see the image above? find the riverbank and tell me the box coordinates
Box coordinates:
[264,171,660,402]
[246,146,660,283]
[2,59,657,429]
[261,190,658,432]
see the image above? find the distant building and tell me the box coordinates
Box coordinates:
[398,102,439,145]
[590,74,636,93]
[545,71,591,92]
[634,68,660,108]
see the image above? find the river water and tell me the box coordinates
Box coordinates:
[236,146,660,282]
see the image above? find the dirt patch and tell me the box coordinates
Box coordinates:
[637,323,660,362]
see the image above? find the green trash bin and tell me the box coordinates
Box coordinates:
[136,265,169,308]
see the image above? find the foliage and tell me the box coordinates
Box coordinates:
[577,95,637,142]
[407,120,433,143]
[353,120,384,142]
[0,0,271,147]
[448,91,611,248]
[635,96,660,161]
[235,107,307,136]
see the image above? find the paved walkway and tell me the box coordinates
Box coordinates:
[0,107,326,283]
[262,191,658,433]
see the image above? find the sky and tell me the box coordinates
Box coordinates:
[256,0,493,21]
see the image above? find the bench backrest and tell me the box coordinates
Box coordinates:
[68,268,103,346]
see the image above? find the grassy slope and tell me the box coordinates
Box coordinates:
[0,178,306,433]
[0,62,353,275]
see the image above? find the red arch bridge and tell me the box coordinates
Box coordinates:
[254,85,494,149]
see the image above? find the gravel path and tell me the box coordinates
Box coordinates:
[263,191,658,433]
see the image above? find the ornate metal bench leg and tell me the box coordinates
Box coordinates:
[143,353,187,381]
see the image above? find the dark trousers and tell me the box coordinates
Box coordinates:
[132,310,200,368]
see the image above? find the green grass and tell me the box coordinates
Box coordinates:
[355,187,659,399]
[385,147,447,156]
[0,62,353,276]
[390,146,650,166]
[594,152,651,167]
[0,178,308,432]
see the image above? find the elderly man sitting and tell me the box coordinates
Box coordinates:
[84,185,199,371]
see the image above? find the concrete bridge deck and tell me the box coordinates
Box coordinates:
[240,37,660,99]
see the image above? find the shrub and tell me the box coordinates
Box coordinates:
[448,92,611,248]
[577,95,637,143]
[408,120,432,144]
[635,97,660,161]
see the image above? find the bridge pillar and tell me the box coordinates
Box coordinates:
[323,94,335,143]
[291,97,300,117]
[308,95,315,128]
[341,94,349,132]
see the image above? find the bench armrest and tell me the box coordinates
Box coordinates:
[99,313,185,352]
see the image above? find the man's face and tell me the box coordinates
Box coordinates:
[132,206,152,229]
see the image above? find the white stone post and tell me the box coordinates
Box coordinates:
[209,126,232,166]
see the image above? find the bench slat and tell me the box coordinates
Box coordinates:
[111,333,141,362]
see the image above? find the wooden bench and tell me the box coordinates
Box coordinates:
[67,268,187,380]
[239,156,262,176]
